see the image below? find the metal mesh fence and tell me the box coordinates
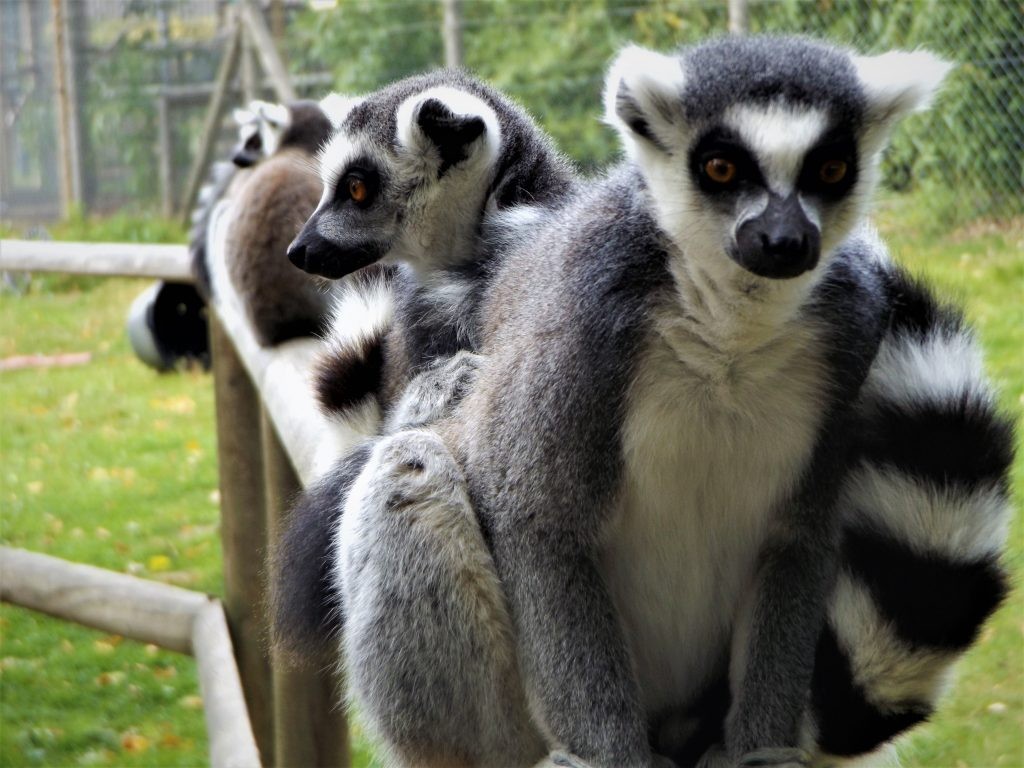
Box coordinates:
[1,0,1021,223]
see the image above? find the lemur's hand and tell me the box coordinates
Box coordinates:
[384,351,484,433]
[536,751,676,768]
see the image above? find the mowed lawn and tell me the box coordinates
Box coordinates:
[0,205,1021,767]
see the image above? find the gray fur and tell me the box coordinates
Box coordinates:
[274,71,578,764]
[336,35,1008,768]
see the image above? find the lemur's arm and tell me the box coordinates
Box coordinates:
[491,520,651,765]
[725,425,849,765]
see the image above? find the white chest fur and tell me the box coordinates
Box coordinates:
[601,298,829,716]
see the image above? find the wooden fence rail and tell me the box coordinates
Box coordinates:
[0,547,261,768]
[0,238,352,767]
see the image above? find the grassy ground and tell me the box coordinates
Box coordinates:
[0,205,1021,767]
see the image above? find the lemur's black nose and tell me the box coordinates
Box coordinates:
[734,194,820,279]
[287,240,307,270]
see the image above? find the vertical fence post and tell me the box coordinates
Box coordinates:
[262,409,351,768]
[210,315,275,762]
[156,3,175,218]
[728,0,749,34]
[50,0,77,216]
[442,0,463,68]
[179,20,242,221]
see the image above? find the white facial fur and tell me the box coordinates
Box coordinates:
[313,87,502,276]
[233,100,290,157]
[604,44,950,309]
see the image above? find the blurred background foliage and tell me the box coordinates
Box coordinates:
[290,0,1023,217]
[1,0,1021,225]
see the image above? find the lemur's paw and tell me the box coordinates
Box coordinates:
[370,429,465,505]
[736,747,810,768]
[386,351,485,432]
[537,752,595,768]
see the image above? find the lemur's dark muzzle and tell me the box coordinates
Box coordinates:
[287,218,387,280]
[733,194,821,279]
[232,149,260,168]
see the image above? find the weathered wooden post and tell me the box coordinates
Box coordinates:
[210,314,275,762]
[262,409,350,768]
[728,0,749,34]
[179,21,242,221]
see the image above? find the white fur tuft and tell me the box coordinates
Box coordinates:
[395,86,501,172]
[603,44,685,152]
[853,51,953,127]
[319,92,362,128]
[253,99,291,128]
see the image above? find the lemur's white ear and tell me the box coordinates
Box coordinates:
[233,107,255,127]
[854,50,953,126]
[396,87,500,174]
[604,45,686,152]
[319,92,362,128]
[253,100,291,128]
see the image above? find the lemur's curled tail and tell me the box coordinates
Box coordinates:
[812,266,1013,758]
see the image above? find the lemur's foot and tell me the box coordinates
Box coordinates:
[540,752,595,768]
[370,429,466,504]
[385,350,484,432]
[536,751,676,768]
[736,747,810,768]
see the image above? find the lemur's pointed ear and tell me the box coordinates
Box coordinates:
[319,92,362,128]
[233,107,255,127]
[854,50,953,127]
[253,100,291,128]
[397,87,500,176]
[604,45,686,153]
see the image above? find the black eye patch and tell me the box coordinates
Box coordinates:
[797,132,858,200]
[690,127,765,194]
[332,160,382,209]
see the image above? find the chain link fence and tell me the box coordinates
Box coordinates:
[2,0,1021,224]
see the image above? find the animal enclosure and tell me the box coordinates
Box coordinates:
[0,238,355,766]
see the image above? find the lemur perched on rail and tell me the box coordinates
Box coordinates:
[311,36,1012,768]
[271,70,578,765]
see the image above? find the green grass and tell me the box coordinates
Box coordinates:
[0,205,1021,767]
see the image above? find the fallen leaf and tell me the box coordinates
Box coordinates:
[150,395,195,415]
[160,732,184,749]
[152,666,177,680]
[179,695,203,710]
[147,555,172,572]
[95,671,125,686]
[121,733,150,752]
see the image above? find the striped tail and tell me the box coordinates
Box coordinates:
[812,267,1013,759]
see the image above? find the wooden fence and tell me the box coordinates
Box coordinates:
[0,239,351,767]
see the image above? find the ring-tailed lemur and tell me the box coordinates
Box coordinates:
[214,98,343,346]
[335,36,1012,766]
[270,71,576,765]
[130,103,282,372]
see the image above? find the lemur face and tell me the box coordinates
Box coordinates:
[231,100,291,168]
[606,37,950,281]
[288,80,500,280]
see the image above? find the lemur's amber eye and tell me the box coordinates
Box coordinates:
[819,159,848,184]
[348,177,368,204]
[704,157,737,184]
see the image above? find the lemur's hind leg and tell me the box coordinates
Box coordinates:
[337,428,546,768]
